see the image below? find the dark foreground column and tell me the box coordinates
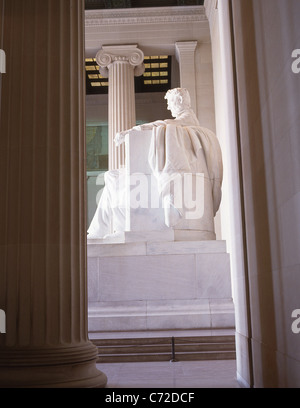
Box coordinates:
[0,0,107,388]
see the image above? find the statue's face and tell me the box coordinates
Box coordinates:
[166,95,182,118]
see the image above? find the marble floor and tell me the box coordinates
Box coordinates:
[97,359,240,389]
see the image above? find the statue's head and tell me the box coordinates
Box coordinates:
[164,88,191,117]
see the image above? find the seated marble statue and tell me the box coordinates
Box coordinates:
[88,88,223,240]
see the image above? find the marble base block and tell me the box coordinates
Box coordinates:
[87,239,235,332]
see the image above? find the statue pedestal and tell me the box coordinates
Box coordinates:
[87,236,235,332]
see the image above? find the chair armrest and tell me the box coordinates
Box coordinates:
[125,128,153,174]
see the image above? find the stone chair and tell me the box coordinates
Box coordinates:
[118,126,220,242]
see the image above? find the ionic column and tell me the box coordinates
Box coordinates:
[0,0,106,388]
[175,41,198,115]
[96,45,145,170]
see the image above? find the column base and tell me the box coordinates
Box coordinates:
[0,342,107,388]
[0,362,107,389]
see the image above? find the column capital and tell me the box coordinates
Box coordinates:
[96,44,145,77]
[175,41,198,61]
[175,40,198,116]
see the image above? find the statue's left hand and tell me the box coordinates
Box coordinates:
[114,131,127,146]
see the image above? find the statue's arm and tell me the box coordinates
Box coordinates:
[134,120,166,131]
[114,120,166,146]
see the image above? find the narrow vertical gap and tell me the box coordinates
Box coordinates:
[69,0,77,344]
[16,0,25,346]
[228,0,254,388]
[70,0,75,345]
[78,0,83,343]
[58,0,65,344]
[80,0,87,342]
[82,0,88,343]
[29,0,38,347]
[45,0,52,345]
[40,0,48,347]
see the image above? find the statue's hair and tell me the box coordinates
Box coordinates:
[164,88,191,108]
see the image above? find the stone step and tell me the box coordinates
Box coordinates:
[92,335,235,347]
[96,342,236,355]
[91,334,236,363]
[96,351,236,364]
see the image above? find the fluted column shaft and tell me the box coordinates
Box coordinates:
[96,45,144,170]
[0,0,106,388]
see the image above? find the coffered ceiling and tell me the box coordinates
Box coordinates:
[85,0,204,10]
